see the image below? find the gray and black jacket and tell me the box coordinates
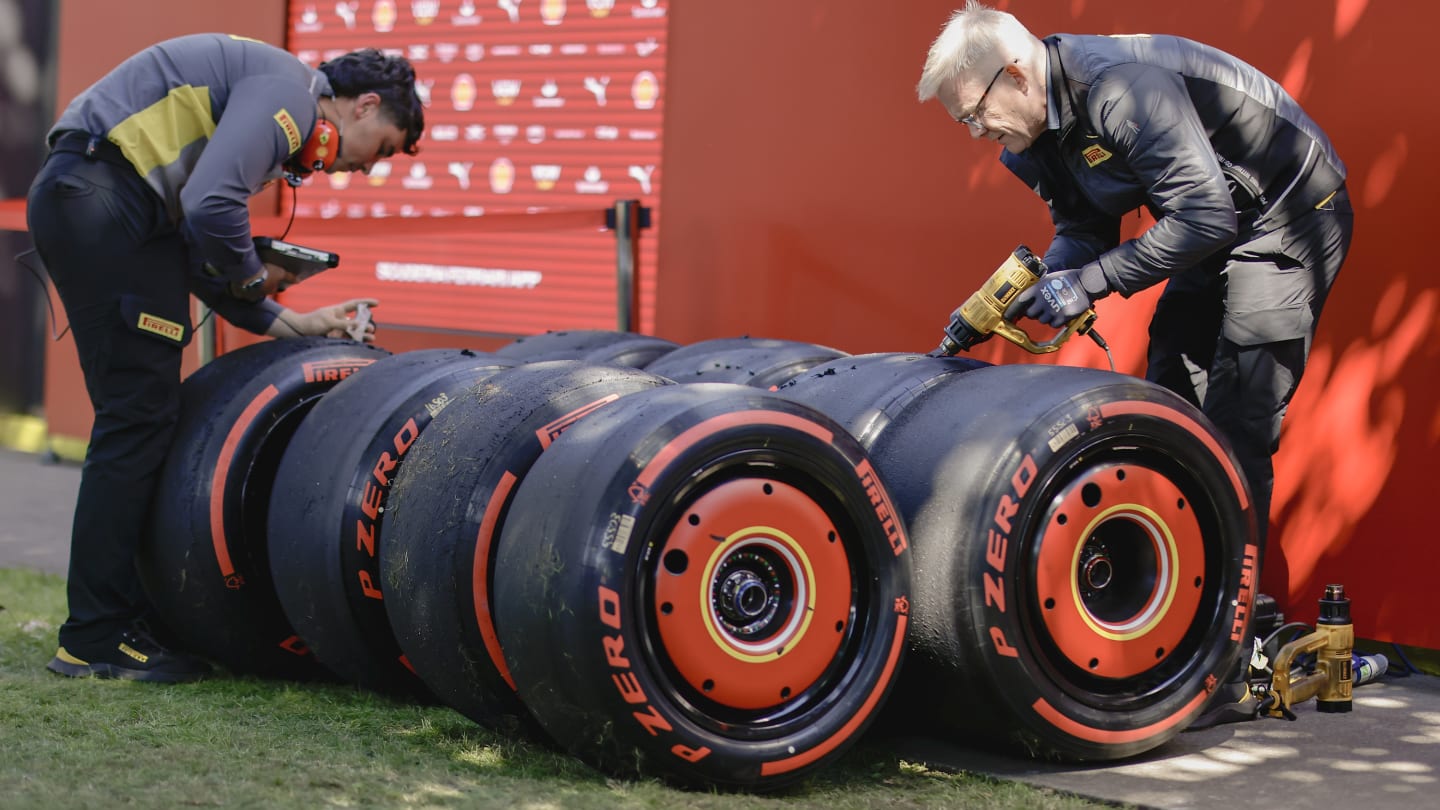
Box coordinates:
[1002,33,1345,299]
[49,33,333,332]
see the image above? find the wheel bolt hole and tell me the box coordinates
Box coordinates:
[1115,469,1127,481]
[827,531,837,543]
[1194,576,1203,588]
[703,679,714,692]
[780,686,792,699]
[1177,498,1187,510]
[1155,647,1165,659]
[1057,513,1068,526]
[1044,598,1055,610]
[1088,658,1100,670]
[687,514,700,526]
[762,483,774,495]
[663,549,688,575]
[660,602,673,615]
[835,620,844,632]
[1081,483,1103,508]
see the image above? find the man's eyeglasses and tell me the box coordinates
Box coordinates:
[958,60,1014,129]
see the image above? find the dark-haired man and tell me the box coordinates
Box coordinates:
[25,33,426,682]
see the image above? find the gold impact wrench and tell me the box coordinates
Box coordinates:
[932,245,1114,369]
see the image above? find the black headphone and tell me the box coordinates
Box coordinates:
[283,117,341,187]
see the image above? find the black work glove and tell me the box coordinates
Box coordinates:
[1010,265,1110,328]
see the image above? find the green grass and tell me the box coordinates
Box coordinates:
[0,568,1108,809]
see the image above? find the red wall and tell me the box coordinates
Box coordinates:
[44,0,1439,647]
[653,0,1439,646]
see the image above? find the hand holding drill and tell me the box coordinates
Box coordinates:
[1007,264,1111,328]
[932,245,1111,366]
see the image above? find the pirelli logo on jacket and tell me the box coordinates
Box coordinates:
[138,312,185,342]
[1082,144,1113,167]
[274,108,302,153]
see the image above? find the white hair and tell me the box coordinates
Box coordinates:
[917,1,1043,102]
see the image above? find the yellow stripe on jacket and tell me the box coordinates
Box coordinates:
[107,85,216,177]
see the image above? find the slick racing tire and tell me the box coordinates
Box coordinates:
[644,337,847,389]
[773,352,991,445]
[381,361,671,725]
[138,337,389,679]
[267,349,514,696]
[496,329,680,368]
[779,355,1257,761]
[492,384,912,789]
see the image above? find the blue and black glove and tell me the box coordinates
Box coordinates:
[1010,265,1110,328]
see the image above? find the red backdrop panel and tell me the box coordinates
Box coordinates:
[280,0,666,335]
[654,1,1439,647]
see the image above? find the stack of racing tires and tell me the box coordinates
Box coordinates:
[137,329,1256,790]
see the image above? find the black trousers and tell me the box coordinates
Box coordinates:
[26,138,192,648]
[1146,188,1354,566]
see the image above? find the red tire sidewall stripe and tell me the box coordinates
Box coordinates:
[536,393,622,449]
[210,383,279,584]
[622,403,904,778]
[1098,400,1249,510]
[634,410,832,493]
[1031,688,1210,744]
[760,614,908,776]
[474,469,520,691]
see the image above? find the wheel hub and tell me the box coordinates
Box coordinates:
[1034,463,1205,679]
[654,477,853,710]
[714,551,787,638]
[1079,541,1115,592]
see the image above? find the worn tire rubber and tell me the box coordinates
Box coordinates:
[493,384,912,789]
[138,337,389,679]
[381,361,671,725]
[643,337,847,389]
[267,348,515,696]
[495,329,680,368]
[780,355,1257,761]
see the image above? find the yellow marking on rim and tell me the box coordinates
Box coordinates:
[699,526,816,664]
[1071,504,1179,641]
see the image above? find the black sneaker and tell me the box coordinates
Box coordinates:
[47,626,211,683]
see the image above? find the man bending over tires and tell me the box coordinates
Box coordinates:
[915,3,1352,717]
[26,34,424,683]
[917,3,1351,583]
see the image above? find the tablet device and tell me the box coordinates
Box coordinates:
[253,236,340,282]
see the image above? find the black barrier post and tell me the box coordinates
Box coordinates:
[607,200,652,332]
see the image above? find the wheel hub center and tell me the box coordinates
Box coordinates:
[712,549,783,638]
[1079,542,1115,593]
[721,570,771,619]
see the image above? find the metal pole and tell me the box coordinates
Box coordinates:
[612,199,638,331]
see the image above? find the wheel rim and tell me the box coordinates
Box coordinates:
[652,474,856,716]
[1033,462,1205,681]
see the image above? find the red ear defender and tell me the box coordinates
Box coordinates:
[294,118,340,173]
